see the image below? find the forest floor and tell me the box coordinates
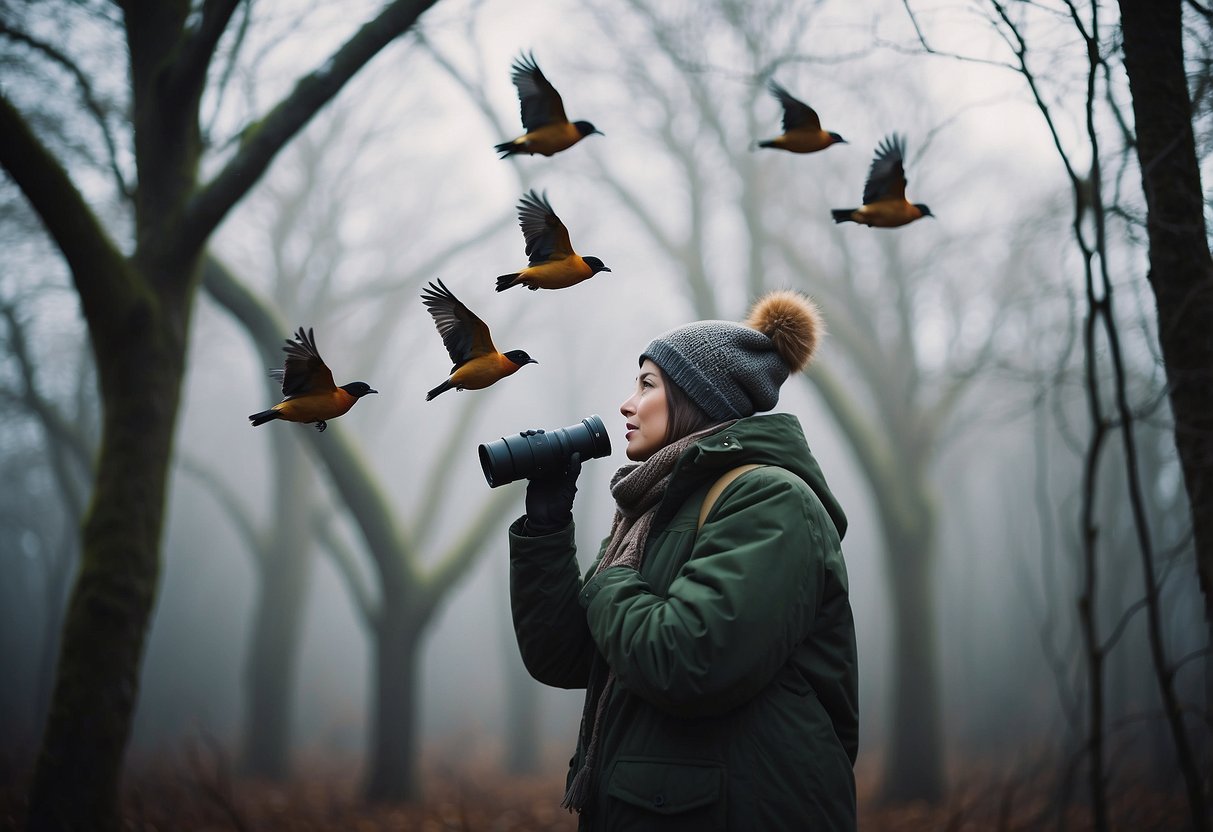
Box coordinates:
[0,743,1195,830]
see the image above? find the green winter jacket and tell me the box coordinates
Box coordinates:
[509,413,858,831]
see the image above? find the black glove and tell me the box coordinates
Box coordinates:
[524,448,582,535]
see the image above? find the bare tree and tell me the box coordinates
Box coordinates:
[1118,0,1213,625]
[543,0,1029,804]
[0,296,96,752]
[900,0,1210,827]
[183,111,385,781]
[0,1,441,826]
[203,251,522,801]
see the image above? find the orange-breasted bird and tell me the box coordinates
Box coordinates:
[495,51,602,158]
[496,190,611,292]
[248,327,377,432]
[831,133,934,228]
[421,278,538,400]
[755,80,846,153]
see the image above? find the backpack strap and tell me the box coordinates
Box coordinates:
[697,464,765,531]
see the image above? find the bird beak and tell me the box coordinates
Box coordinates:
[368,389,379,394]
[601,266,613,273]
[526,358,539,365]
[593,129,604,137]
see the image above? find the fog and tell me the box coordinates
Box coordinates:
[0,0,1208,825]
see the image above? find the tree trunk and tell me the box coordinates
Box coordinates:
[240,430,316,779]
[880,512,943,804]
[1117,0,1213,617]
[1118,3,1213,825]
[34,544,73,745]
[365,602,424,803]
[504,652,541,775]
[26,291,191,832]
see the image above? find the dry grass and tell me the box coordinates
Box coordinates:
[0,744,1195,831]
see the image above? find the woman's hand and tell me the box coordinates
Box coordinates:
[524,449,582,535]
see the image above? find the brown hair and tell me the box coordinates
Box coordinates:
[659,366,717,444]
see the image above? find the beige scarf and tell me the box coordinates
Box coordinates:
[563,421,732,812]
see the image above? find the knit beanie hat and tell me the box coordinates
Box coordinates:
[641,290,824,421]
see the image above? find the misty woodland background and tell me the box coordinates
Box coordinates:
[1,0,1211,829]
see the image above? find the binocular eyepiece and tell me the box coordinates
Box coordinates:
[479,414,612,487]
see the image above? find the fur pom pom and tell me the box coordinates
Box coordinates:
[743,290,824,373]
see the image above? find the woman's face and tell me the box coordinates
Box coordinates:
[620,359,669,461]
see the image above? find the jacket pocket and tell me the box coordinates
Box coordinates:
[606,757,726,830]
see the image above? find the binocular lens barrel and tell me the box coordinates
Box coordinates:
[478,414,612,487]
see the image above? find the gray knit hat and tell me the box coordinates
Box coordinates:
[641,290,825,421]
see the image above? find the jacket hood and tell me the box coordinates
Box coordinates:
[661,413,848,539]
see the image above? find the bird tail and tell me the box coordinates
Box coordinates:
[494,140,520,159]
[831,209,856,224]
[249,409,281,427]
[426,380,454,401]
[495,273,521,292]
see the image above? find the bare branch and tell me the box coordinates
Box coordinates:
[587,151,684,274]
[202,0,254,139]
[0,92,137,334]
[203,254,418,588]
[422,484,520,606]
[1187,0,1213,23]
[414,401,484,549]
[801,362,892,505]
[312,509,379,627]
[876,2,1018,72]
[181,0,441,257]
[177,455,262,562]
[351,211,515,303]
[0,21,132,199]
[183,733,254,832]
[171,0,242,103]
[1172,646,1211,677]
[0,303,93,472]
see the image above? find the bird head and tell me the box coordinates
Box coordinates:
[504,350,539,368]
[583,256,612,275]
[341,382,379,398]
[914,204,934,218]
[828,132,847,145]
[574,121,603,138]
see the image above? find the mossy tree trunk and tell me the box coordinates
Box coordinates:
[0,2,441,827]
[366,598,425,802]
[240,431,316,779]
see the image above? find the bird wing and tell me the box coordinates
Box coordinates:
[768,80,821,133]
[862,133,908,204]
[518,189,574,265]
[274,327,337,397]
[511,51,569,131]
[421,278,498,367]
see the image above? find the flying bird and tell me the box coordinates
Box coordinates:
[496,190,611,292]
[831,133,933,228]
[755,80,846,154]
[421,278,538,400]
[249,327,377,432]
[495,51,602,158]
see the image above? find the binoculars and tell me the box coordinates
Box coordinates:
[479,414,612,487]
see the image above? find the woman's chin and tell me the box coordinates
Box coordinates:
[625,444,650,462]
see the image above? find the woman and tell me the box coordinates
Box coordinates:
[508,290,858,831]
